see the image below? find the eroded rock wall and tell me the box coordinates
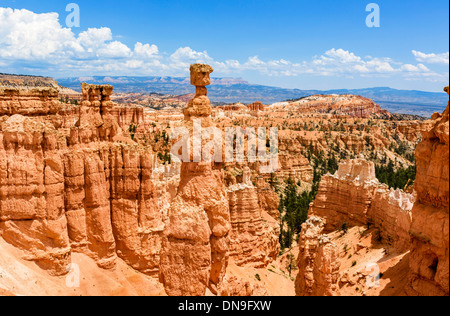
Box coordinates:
[0,84,163,276]
[408,87,449,296]
[227,168,279,268]
[295,217,340,296]
[309,158,414,253]
[0,114,70,275]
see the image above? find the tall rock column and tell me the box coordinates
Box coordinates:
[64,84,117,269]
[295,217,340,296]
[408,87,449,296]
[227,167,279,268]
[159,64,231,296]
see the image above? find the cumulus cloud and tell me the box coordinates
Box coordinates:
[0,7,157,72]
[400,63,429,72]
[0,7,75,59]
[133,42,159,59]
[412,50,449,65]
[169,47,214,70]
[0,6,447,83]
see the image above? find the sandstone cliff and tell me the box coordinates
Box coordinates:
[408,87,449,296]
[295,217,340,296]
[0,83,163,276]
[227,167,279,268]
[296,158,416,296]
[309,159,414,252]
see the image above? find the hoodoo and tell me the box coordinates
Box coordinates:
[159,64,232,296]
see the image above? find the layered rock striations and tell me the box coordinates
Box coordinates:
[309,158,414,252]
[368,187,415,253]
[408,87,449,296]
[159,64,232,296]
[309,159,379,231]
[0,83,163,276]
[0,114,71,275]
[272,94,383,118]
[296,159,416,296]
[295,217,340,296]
[227,167,279,268]
[0,86,61,116]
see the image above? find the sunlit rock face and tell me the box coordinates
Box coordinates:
[309,158,414,250]
[296,159,416,296]
[408,87,449,296]
[159,64,232,296]
[295,217,340,296]
[0,83,162,276]
[226,167,280,268]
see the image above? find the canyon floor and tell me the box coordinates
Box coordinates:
[0,237,297,296]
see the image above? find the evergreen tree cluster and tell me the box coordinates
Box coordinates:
[278,151,341,251]
[279,179,315,250]
[375,161,416,190]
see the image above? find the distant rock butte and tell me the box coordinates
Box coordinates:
[269,94,386,118]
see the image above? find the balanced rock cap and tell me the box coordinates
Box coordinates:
[190,63,214,87]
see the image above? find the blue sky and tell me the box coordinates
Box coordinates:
[0,0,448,91]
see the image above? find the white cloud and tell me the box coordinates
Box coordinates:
[77,28,113,50]
[133,42,159,59]
[401,63,430,72]
[124,60,144,69]
[412,50,449,65]
[322,48,362,63]
[0,7,156,72]
[97,41,132,58]
[0,7,75,59]
[170,47,214,67]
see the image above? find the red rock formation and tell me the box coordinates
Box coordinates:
[0,83,163,276]
[309,159,414,252]
[408,87,449,296]
[396,121,425,143]
[368,188,414,253]
[159,64,232,296]
[256,178,280,219]
[0,114,70,275]
[309,159,379,232]
[295,217,340,296]
[247,102,265,111]
[219,275,268,296]
[277,152,314,187]
[291,95,382,118]
[0,87,61,115]
[227,167,279,268]
[217,103,248,112]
